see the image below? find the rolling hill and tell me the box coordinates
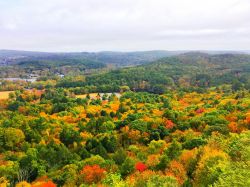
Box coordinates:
[56,52,250,93]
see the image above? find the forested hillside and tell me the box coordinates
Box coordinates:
[56,53,250,93]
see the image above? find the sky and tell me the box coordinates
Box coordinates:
[0,0,250,52]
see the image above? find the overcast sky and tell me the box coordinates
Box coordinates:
[0,0,250,52]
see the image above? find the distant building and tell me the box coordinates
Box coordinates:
[55,73,65,78]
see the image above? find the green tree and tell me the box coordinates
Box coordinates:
[120,158,135,177]
[164,140,182,160]
[214,162,250,187]
[3,128,25,150]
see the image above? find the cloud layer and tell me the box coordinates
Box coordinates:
[0,0,250,51]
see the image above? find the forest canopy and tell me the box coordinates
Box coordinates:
[0,52,250,186]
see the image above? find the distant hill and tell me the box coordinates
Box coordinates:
[75,51,184,66]
[0,50,184,67]
[57,52,250,93]
[1,49,249,67]
[1,50,250,82]
[0,50,185,78]
[0,49,53,58]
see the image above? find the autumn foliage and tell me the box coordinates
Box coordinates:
[135,162,147,172]
[31,177,57,187]
[166,160,187,185]
[0,88,250,187]
[15,178,57,187]
[32,181,56,187]
[80,165,106,184]
[165,119,175,129]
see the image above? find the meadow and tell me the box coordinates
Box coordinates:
[0,91,14,100]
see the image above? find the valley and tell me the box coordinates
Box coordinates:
[0,51,249,187]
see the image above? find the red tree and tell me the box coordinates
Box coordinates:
[32,178,56,187]
[135,162,147,172]
[80,165,106,184]
[196,108,205,114]
[165,120,175,129]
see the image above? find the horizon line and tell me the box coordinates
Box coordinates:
[1,49,250,54]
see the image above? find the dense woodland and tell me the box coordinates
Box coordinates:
[0,52,250,186]
[57,53,250,93]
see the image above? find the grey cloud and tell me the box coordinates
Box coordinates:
[0,0,249,51]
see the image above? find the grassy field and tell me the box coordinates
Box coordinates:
[0,91,14,99]
[76,93,99,99]
[76,93,121,99]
